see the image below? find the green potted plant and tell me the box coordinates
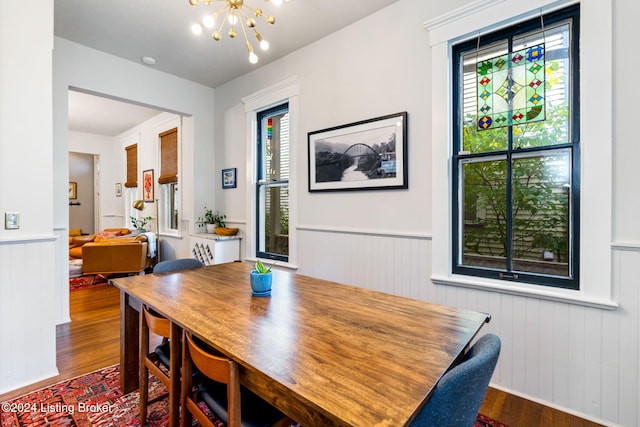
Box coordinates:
[198,207,239,236]
[130,215,153,231]
[197,207,218,233]
[250,259,273,297]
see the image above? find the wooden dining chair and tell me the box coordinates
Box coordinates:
[181,330,294,427]
[139,258,205,426]
[139,304,181,426]
[409,333,501,427]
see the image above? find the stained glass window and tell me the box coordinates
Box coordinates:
[477,44,546,130]
[452,4,580,290]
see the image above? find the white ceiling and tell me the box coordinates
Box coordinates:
[58,0,400,136]
[68,91,163,137]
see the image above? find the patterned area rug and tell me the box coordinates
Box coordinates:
[1,364,508,426]
[69,274,110,292]
[476,413,509,427]
[0,365,213,426]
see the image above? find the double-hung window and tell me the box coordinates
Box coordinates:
[158,127,179,233]
[256,103,289,262]
[452,5,580,289]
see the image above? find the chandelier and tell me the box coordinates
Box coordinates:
[189,0,287,64]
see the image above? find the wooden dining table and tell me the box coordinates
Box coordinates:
[111,261,490,427]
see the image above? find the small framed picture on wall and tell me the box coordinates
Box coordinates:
[69,182,77,200]
[222,168,237,189]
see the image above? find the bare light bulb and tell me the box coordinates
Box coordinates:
[272,0,283,5]
[228,14,238,25]
[191,23,203,35]
[202,15,215,29]
[260,39,269,50]
[249,51,258,64]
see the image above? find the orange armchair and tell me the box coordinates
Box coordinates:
[82,235,152,275]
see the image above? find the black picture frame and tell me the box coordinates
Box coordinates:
[308,112,408,192]
[222,168,237,189]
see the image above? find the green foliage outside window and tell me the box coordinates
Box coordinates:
[461,102,571,275]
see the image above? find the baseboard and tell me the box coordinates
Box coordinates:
[489,383,620,427]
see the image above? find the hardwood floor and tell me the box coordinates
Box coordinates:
[0,284,604,427]
[0,285,121,402]
[480,388,603,427]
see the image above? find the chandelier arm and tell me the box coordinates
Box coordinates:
[236,7,257,26]
[238,17,253,52]
[252,28,264,43]
[241,4,271,23]
[212,3,228,19]
[216,6,232,34]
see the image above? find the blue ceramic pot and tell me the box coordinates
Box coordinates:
[250,270,272,297]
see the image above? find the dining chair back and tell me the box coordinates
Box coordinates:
[140,258,203,426]
[410,333,501,427]
[139,304,180,425]
[181,330,293,427]
[153,258,205,274]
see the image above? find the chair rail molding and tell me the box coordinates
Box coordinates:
[297,224,431,240]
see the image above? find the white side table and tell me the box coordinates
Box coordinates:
[190,233,241,265]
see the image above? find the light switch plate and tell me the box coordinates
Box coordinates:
[5,212,20,229]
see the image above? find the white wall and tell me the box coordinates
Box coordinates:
[53,37,217,238]
[0,32,217,395]
[214,3,431,234]
[112,112,194,259]
[0,1,58,393]
[68,152,96,234]
[69,131,125,232]
[214,0,639,425]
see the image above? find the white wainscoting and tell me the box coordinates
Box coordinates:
[0,235,59,394]
[54,227,70,325]
[296,227,639,426]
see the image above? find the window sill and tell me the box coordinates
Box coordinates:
[158,231,181,239]
[431,274,618,310]
[244,257,299,271]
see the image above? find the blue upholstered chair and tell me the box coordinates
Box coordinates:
[410,333,501,427]
[152,258,205,274]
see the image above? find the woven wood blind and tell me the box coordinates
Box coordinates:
[124,144,138,188]
[158,127,178,184]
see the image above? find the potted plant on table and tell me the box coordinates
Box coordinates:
[250,260,273,297]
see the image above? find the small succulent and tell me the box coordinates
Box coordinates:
[255,259,272,274]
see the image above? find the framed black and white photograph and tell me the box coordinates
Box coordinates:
[222,167,237,189]
[308,112,408,192]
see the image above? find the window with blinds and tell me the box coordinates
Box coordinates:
[256,103,289,262]
[158,128,178,184]
[124,144,138,188]
[158,127,179,232]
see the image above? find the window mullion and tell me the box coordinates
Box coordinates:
[505,151,514,273]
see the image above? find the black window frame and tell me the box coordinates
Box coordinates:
[451,4,581,289]
[256,102,289,262]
